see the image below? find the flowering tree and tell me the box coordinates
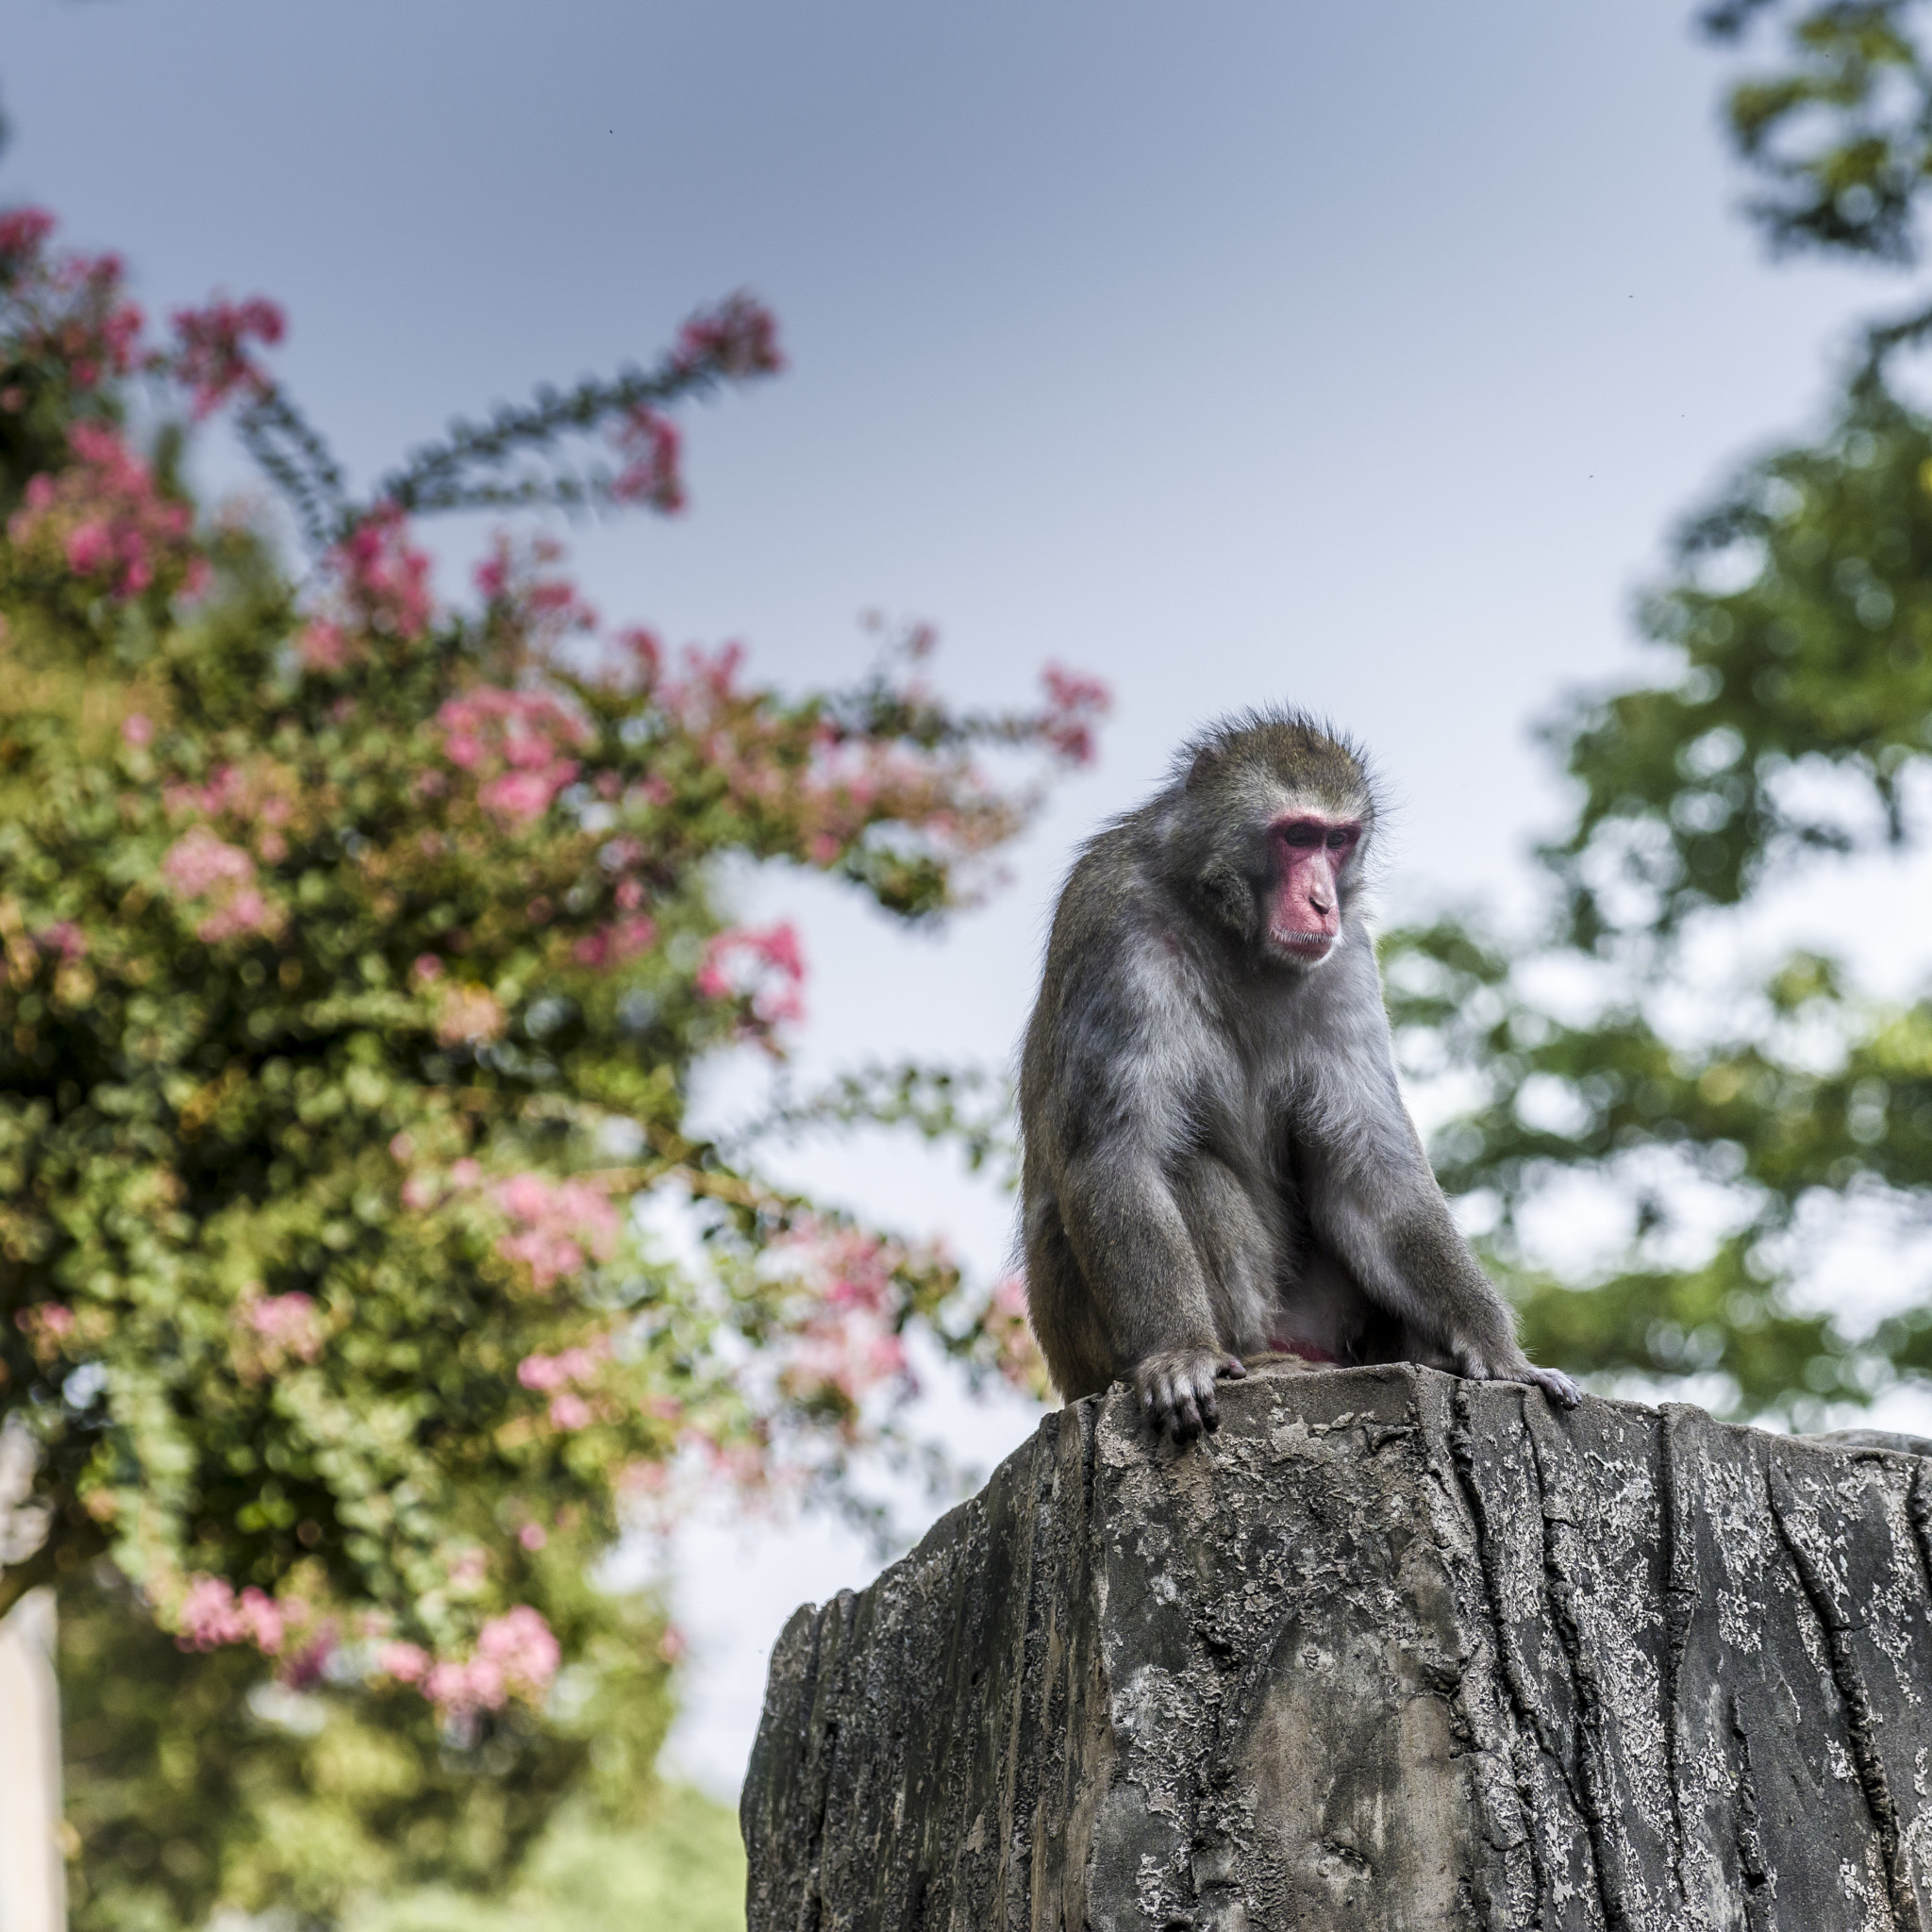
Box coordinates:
[0,204,1091,1923]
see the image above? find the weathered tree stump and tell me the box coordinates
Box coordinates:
[741,1361,1932,1930]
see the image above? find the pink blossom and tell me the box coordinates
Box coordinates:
[472,533,597,638]
[177,1575,247,1649]
[323,504,433,642]
[476,1606,560,1690]
[161,826,255,898]
[0,207,57,273]
[493,1173,621,1291]
[421,1607,559,1717]
[65,523,109,575]
[169,294,285,418]
[479,768,571,823]
[242,1291,324,1363]
[450,1158,482,1189]
[695,922,807,1031]
[425,1657,508,1715]
[411,954,444,985]
[518,1523,548,1552]
[297,619,354,674]
[379,1641,430,1684]
[673,292,785,379]
[573,914,657,971]
[35,923,88,962]
[237,1587,285,1655]
[121,712,153,747]
[610,407,685,511]
[196,887,277,944]
[8,423,196,601]
[1039,663,1111,767]
[548,1392,592,1430]
[16,1304,75,1356]
[436,686,590,825]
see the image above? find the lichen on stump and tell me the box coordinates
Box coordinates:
[741,1361,1932,1930]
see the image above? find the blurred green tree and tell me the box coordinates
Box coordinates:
[0,199,1084,1928]
[1380,0,1932,1425]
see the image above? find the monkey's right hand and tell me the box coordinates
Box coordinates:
[1135,1348,1246,1442]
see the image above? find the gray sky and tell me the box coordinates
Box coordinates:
[7,0,1920,1798]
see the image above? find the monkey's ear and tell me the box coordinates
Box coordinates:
[1186,745,1217,792]
[1196,856,1256,945]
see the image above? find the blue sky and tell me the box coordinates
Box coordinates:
[6,0,1920,1794]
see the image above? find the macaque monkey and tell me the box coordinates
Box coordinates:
[1019,710,1579,1441]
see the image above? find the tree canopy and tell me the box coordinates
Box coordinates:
[1380,0,1932,1425]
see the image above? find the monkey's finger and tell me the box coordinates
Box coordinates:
[1529,1366,1581,1408]
[1172,1387,1205,1441]
[1197,1380,1221,1433]
[1216,1355,1247,1382]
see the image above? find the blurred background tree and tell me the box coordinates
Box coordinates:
[0,192,1085,1929]
[1383,0,1932,1427]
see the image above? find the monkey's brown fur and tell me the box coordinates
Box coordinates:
[1019,710,1578,1440]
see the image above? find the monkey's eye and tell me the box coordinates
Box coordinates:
[1326,827,1358,851]
[1281,824,1324,848]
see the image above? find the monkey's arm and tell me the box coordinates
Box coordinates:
[1296,1062,1580,1407]
[1052,1144,1246,1441]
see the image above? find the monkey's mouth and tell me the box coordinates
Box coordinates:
[1272,927,1337,958]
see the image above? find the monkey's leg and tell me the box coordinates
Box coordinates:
[1056,1152,1245,1442]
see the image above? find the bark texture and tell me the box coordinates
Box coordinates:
[741,1362,1932,1931]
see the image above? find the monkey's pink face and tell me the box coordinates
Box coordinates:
[1265,814,1362,965]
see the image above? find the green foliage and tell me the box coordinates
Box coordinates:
[1704,0,1932,259]
[1359,2,1932,1428]
[59,1562,676,1932]
[345,1787,746,1932]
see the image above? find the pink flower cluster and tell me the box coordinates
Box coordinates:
[773,1222,912,1413]
[15,1303,75,1362]
[0,208,56,280]
[241,1291,325,1364]
[391,1606,560,1717]
[519,1341,608,1431]
[160,827,280,943]
[472,533,597,639]
[34,922,88,963]
[438,686,591,825]
[572,914,657,972]
[494,1173,622,1291]
[695,922,807,1030]
[8,423,199,600]
[1039,664,1111,767]
[178,1576,301,1654]
[170,294,285,418]
[610,407,685,511]
[164,760,299,861]
[0,209,147,392]
[318,503,433,645]
[674,292,785,378]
